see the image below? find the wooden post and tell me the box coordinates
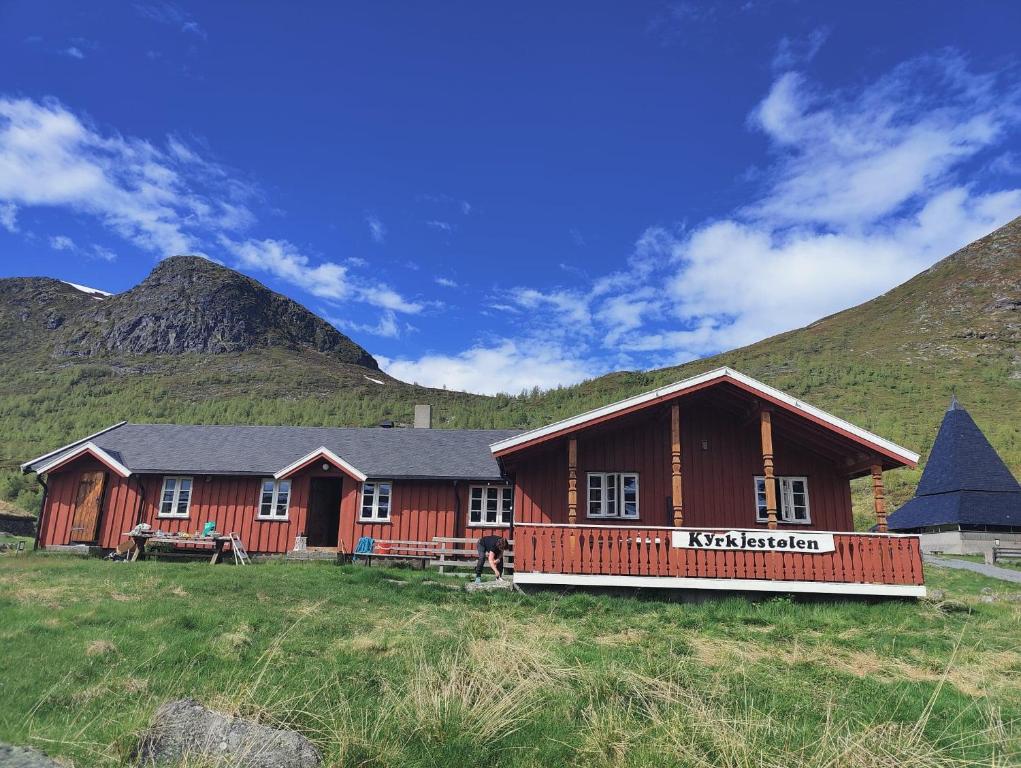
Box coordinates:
[871,463,887,533]
[760,410,778,529]
[670,403,683,527]
[567,437,578,525]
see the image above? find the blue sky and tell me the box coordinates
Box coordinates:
[2,2,1021,394]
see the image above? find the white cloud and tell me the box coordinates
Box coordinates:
[0,96,419,317]
[365,214,385,243]
[772,27,829,72]
[0,202,17,232]
[219,236,350,299]
[63,46,85,60]
[0,96,250,256]
[379,339,599,395]
[92,244,117,262]
[219,236,422,313]
[329,309,401,339]
[409,53,1021,392]
[135,2,207,40]
[748,57,1010,227]
[435,277,458,288]
[510,287,591,328]
[426,219,453,232]
[49,234,76,251]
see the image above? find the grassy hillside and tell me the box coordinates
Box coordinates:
[1,555,1019,767]
[1,217,1018,520]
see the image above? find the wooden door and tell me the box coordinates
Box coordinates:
[70,471,107,543]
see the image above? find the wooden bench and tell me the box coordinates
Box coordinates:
[356,539,437,569]
[993,546,1021,564]
[431,537,514,573]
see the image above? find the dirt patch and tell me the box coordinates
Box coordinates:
[684,635,994,698]
[592,628,648,646]
[212,626,253,657]
[86,640,118,657]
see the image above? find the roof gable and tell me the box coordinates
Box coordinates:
[275,447,367,481]
[490,367,919,467]
[34,441,132,478]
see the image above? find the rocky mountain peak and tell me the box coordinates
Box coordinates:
[0,256,379,369]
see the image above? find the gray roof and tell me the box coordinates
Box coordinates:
[25,423,522,480]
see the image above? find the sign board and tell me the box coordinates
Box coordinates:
[671,529,835,553]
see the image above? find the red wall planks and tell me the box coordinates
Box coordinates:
[37,395,855,555]
[39,459,512,554]
[506,398,854,532]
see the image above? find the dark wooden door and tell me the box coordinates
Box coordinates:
[70,471,107,543]
[306,478,342,547]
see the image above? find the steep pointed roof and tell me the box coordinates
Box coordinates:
[915,398,1020,495]
[888,398,1021,531]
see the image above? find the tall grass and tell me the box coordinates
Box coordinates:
[2,557,1019,766]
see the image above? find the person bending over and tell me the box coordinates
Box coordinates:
[473,534,509,584]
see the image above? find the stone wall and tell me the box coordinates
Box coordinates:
[0,513,36,538]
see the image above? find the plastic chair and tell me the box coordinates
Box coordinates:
[352,536,375,563]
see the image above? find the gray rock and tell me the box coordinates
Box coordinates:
[980,594,997,603]
[937,599,972,614]
[54,257,377,368]
[0,743,62,767]
[924,588,946,602]
[135,698,322,768]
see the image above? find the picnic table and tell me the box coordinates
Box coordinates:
[124,531,239,564]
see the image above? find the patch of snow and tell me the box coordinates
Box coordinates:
[63,281,112,298]
[363,375,386,385]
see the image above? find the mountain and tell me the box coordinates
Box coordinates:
[0,218,1018,521]
[1,256,378,367]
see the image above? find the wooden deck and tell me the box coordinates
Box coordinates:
[512,523,925,597]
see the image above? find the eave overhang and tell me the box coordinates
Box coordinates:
[490,367,919,468]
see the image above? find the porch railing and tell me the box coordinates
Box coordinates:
[512,523,924,586]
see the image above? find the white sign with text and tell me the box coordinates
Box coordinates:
[671,529,836,553]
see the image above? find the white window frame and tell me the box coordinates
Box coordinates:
[586,472,639,519]
[158,476,193,518]
[257,478,291,520]
[469,485,513,526]
[360,480,393,522]
[754,476,811,524]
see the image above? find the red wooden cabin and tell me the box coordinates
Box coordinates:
[23,367,925,597]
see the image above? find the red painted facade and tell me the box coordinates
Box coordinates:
[506,396,854,533]
[37,390,877,554]
[38,459,510,553]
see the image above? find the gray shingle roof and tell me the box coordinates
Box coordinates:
[26,423,522,480]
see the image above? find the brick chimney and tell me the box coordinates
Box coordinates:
[414,404,432,429]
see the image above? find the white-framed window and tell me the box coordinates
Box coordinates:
[258,479,291,520]
[159,476,193,518]
[469,485,513,526]
[360,480,393,521]
[587,472,639,519]
[754,476,811,524]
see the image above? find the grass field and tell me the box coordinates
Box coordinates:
[1,556,1020,767]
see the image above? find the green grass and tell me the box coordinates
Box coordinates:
[1,557,1020,766]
